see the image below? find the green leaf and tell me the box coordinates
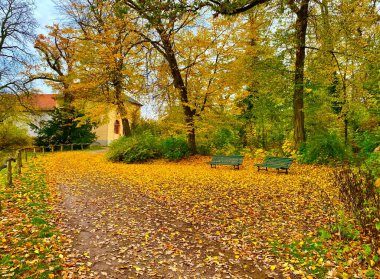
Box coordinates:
[375,222,380,231]
[363,244,372,256]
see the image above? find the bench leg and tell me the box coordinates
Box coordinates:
[257,166,268,171]
[277,168,289,174]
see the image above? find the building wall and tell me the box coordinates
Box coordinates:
[20,112,52,137]
[23,100,141,146]
[93,103,141,146]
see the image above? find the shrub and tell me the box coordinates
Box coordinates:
[354,128,380,159]
[106,132,160,163]
[210,127,242,155]
[300,132,350,164]
[160,136,189,161]
[106,136,129,162]
[363,151,380,178]
[335,168,380,243]
[212,127,239,150]
[0,122,32,150]
[197,144,212,155]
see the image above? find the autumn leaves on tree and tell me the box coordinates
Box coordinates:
[30,0,379,154]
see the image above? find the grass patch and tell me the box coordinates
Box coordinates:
[0,159,64,278]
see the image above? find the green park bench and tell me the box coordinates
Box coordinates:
[255,156,293,174]
[209,155,244,170]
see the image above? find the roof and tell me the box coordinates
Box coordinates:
[29,94,57,111]
[128,97,143,106]
[26,94,142,109]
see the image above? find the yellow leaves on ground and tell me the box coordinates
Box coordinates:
[41,151,378,278]
[0,161,66,278]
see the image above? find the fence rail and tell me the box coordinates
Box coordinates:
[1,143,92,187]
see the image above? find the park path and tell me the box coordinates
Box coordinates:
[50,152,271,279]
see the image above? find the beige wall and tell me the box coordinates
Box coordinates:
[94,103,141,146]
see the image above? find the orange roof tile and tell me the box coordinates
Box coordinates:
[29,94,57,111]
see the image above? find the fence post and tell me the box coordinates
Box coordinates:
[16,150,22,175]
[71,144,74,151]
[7,158,15,187]
[60,144,64,152]
[42,147,45,153]
[81,144,83,150]
[51,145,54,152]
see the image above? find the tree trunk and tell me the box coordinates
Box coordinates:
[293,0,309,148]
[122,116,132,136]
[158,29,197,154]
[114,57,132,137]
[116,101,132,137]
[342,80,348,145]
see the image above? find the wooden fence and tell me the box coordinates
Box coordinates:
[1,143,92,187]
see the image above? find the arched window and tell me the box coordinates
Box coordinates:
[114,120,120,134]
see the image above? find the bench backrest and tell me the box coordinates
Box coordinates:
[211,155,244,165]
[263,156,293,168]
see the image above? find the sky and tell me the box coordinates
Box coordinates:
[34,0,57,34]
[32,0,57,94]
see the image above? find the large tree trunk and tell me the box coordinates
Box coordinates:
[293,0,309,148]
[116,97,132,137]
[113,42,132,138]
[158,29,197,154]
[121,115,132,136]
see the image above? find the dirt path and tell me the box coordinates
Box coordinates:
[56,172,270,278]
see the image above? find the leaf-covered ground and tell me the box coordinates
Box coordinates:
[0,160,65,278]
[1,151,379,278]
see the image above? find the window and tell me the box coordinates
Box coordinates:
[114,120,120,134]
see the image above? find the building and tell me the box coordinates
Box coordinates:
[26,94,142,145]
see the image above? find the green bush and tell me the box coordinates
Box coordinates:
[160,136,189,160]
[211,127,242,155]
[354,128,380,159]
[300,132,350,164]
[364,151,380,178]
[106,132,160,163]
[212,127,238,149]
[197,144,212,155]
[0,122,32,150]
[106,136,129,162]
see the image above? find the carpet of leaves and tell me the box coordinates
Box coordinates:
[2,151,379,278]
[44,151,380,279]
[0,160,65,278]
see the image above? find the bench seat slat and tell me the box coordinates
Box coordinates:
[209,155,244,169]
[255,156,293,174]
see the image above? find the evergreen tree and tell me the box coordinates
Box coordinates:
[31,107,96,146]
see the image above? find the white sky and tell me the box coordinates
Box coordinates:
[33,0,57,94]
[34,0,58,34]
